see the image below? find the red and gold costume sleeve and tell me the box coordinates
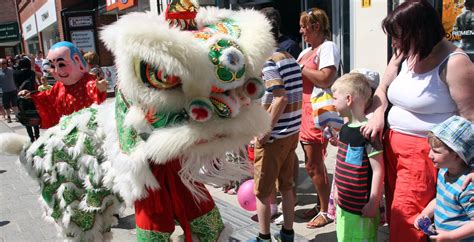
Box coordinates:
[31,73,107,129]
[31,83,62,129]
[85,74,107,104]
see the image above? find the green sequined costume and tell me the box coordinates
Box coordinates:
[19,106,122,241]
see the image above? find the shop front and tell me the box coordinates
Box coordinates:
[36,0,60,55]
[22,15,39,55]
[103,0,150,13]
[0,22,21,57]
[442,0,474,61]
[227,0,387,74]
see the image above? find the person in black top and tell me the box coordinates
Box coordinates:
[260,7,301,59]
[13,58,40,142]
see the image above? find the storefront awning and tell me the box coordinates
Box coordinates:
[0,41,20,47]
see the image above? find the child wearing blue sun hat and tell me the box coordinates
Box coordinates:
[415,115,474,241]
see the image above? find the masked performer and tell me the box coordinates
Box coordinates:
[18,41,108,128]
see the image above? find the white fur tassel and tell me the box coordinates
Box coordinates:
[98,103,159,207]
[123,105,152,135]
[179,152,250,201]
[0,133,30,155]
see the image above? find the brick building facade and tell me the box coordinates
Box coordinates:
[0,0,21,58]
[0,0,18,24]
[14,0,154,67]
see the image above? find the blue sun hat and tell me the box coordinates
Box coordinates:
[350,68,380,90]
[431,115,474,164]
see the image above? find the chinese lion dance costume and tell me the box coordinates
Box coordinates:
[0,0,274,241]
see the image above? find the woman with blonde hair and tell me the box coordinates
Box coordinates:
[297,8,341,229]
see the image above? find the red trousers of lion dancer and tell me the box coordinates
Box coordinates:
[134,159,224,241]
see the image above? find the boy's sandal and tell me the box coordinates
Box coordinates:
[306,212,333,229]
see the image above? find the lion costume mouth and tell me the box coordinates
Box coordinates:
[138,103,269,164]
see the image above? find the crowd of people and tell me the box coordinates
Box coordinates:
[235,1,473,241]
[0,0,473,241]
[0,49,105,142]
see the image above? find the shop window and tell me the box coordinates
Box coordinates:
[27,36,40,55]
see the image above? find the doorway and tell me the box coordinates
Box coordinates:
[300,0,350,73]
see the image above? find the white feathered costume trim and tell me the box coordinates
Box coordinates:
[19,106,121,241]
[99,101,270,206]
[99,8,274,205]
[99,103,160,207]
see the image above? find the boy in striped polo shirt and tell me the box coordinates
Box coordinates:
[252,11,303,241]
[332,73,384,241]
[414,116,474,241]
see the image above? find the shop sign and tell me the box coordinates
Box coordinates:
[362,0,371,8]
[442,0,473,53]
[64,10,97,54]
[22,15,38,40]
[68,16,94,28]
[107,0,137,11]
[41,12,49,21]
[0,23,20,43]
[107,0,118,10]
[36,0,57,32]
[71,30,96,52]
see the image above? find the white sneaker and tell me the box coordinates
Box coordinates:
[273,214,284,225]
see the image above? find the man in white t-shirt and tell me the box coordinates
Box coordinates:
[34,51,44,69]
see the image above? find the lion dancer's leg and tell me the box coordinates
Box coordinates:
[134,159,225,241]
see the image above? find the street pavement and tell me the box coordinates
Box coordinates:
[0,113,390,241]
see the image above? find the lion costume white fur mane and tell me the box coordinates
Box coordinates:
[0,2,274,240]
[99,6,274,204]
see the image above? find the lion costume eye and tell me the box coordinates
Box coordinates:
[243,78,265,99]
[135,60,181,89]
[208,39,246,91]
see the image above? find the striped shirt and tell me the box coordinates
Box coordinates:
[261,51,302,140]
[334,124,383,215]
[435,168,474,241]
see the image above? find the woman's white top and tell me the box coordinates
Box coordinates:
[386,52,465,137]
[297,41,340,71]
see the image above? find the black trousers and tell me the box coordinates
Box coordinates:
[25,125,39,142]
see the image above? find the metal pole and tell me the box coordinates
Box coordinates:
[13,0,24,54]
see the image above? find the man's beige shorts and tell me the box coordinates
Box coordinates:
[253,133,299,198]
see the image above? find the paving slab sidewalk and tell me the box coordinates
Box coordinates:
[0,117,389,241]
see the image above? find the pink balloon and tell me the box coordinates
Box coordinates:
[237,179,257,211]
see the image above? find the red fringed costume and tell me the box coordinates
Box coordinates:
[32,73,106,128]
